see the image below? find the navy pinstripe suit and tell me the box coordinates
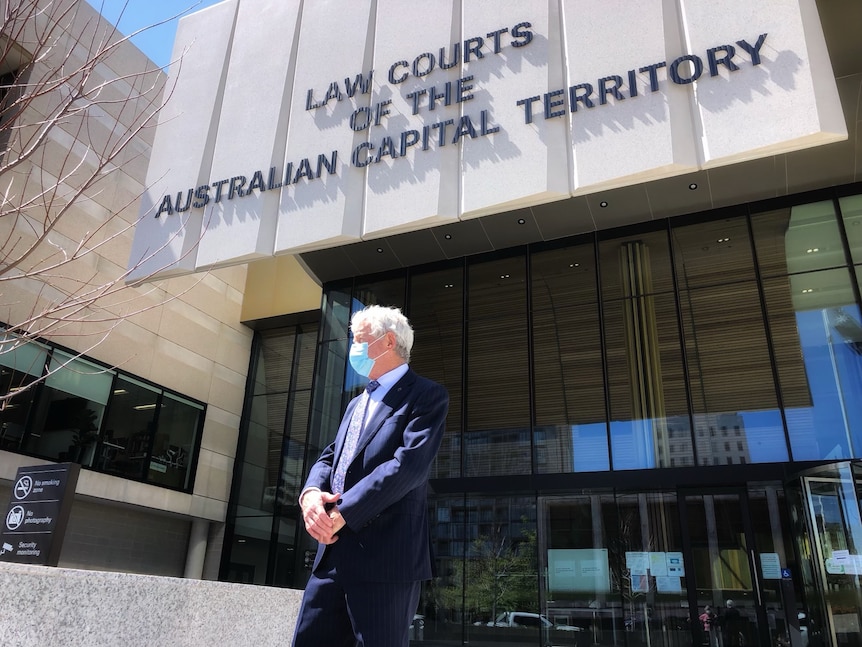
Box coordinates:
[293,367,448,646]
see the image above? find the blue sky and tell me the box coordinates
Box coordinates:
[84,0,223,69]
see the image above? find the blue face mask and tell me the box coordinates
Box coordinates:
[349,335,388,377]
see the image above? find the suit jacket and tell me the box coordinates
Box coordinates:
[304,367,448,582]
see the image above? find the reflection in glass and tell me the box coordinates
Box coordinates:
[409,265,464,479]
[460,496,539,643]
[532,243,609,473]
[673,216,755,288]
[542,493,620,643]
[320,283,351,343]
[225,515,272,585]
[465,255,530,477]
[686,493,759,647]
[804,464,862,647]
[839,194,862,265]
[225,323,318,588]
[764,270,862,460]
[99,375,160,479]
[420,495,466,646]
[0,338,46,452]
[752,201,846,278]
[146,392,202,490]
[600,228,675,298]
[679,282,788,465]
[747,484,800,647]
[24,351,113,465]
[614,493,689,647]
[604,293,692,470]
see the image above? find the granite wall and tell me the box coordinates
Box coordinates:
[0,562,302,647]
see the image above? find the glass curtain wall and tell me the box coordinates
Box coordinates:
[267,187,862,642]
[221,322,318,585]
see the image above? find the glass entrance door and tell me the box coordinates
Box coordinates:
[682,486,810,647]
[792,461,862,647]
[682,491,763,647]
[539,485,802,647]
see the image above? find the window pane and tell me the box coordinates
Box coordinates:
[614,493,689,644]
[752,201,845,277]
[532,243,609,473]
[532,241,597,310]
[282,326,318,503]
[679,282,788,465]
[0,335,48,377]
[23,353,111,465]
[147,393,202,490]
[461,496,539,640]
[421,495,465,646]
[352,276,406,314]
[224,515,272,585]
[46,351,113,405]
[465,254,529,477]
[99,375,160,480]
[243,330,293,513]
[764,269,862,460]
[673,216,755,288]
[839,194,862,265]
[306,339,348,472]
[409,264,464,479]
[542,493,623,639]
[0,367,37,452]
[320,283,351,343]
[604,294,692,470]
[272,517,299,587]
[600,229,674,299]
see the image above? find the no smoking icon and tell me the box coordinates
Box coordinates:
[14,476,32,500]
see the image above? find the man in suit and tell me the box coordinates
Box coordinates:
[293,305,449,647]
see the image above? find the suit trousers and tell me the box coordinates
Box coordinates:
[292,552,421,647]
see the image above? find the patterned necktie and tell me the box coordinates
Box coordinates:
[331,380,379,495]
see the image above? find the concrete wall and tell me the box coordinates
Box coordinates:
[0,562,302,647]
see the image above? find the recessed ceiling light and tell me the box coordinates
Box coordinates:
[376,247,384,253]
[806,248,819,253]
[517,218,526,225]
[599,201,608,208]
[500,274,510,279]
[444,233,452,240]
[717,237,730,243]
[569,263,580,268]
[689,183,698,190]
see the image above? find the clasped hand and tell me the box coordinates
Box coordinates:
[300,489,346,544]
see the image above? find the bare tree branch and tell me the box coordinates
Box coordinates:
[0,0,210,404]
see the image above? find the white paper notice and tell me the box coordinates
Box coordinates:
[626,551,649,576]
[649,552,668,577]
[666,552,685,576]
[760,552,782,580]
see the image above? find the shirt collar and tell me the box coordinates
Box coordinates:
[369,362,408,398]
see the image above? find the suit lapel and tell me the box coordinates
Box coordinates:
[354,369,416,454]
